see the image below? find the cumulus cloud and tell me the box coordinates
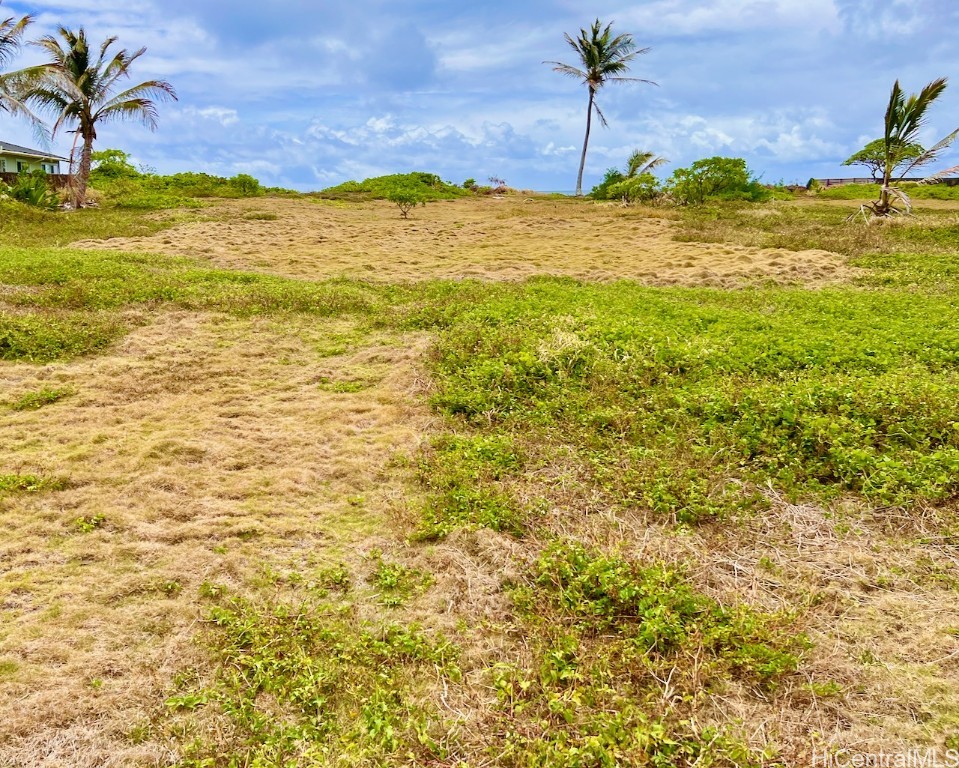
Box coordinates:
[1,0,956,190]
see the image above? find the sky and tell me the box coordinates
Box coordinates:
[2,0,958,192]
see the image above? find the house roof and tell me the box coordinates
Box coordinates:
[0,141,68,162]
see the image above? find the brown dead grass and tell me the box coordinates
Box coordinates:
[0,311,433,767]
[73,196,853,288]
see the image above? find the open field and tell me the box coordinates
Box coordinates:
[73,196,854,288]
[3,194,959,766]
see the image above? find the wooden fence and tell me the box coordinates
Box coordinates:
[0,172,73,189]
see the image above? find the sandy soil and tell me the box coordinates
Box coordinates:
[74,196,853,287]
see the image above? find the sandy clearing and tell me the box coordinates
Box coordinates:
[74,196,853,287]
[0,312,431,767]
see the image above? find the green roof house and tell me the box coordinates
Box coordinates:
[0,142,68,174]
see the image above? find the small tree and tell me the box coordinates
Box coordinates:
[387,187,423,219]
[843,138,924,181]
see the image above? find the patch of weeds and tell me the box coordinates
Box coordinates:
[8,386,74,411]
[313,562,351,593]
[486,541,808,765]
[168,598,460,766]
[241,211,278,221]
[74,513,106,533]
[198,580,228,601]
[153,579,183,597]
[415,433,527,539]
[368,551,433,607]
[0,473,67,495]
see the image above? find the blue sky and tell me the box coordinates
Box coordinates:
[3,0,958,191]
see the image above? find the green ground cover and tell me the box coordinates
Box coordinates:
[4,198,959,764]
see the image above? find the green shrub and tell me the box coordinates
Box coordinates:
[588,167,625,200]
[607,172,661,204]
[667,157,770,205]
[7,171,59,211]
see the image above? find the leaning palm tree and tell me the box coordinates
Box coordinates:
[546,19,655,196]
[25,27,176,206]
[869,78,958,217]
[625,149,667,179]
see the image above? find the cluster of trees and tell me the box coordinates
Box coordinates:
[549,18,956,217]
[591,153,770,206]
[0,3,175,207]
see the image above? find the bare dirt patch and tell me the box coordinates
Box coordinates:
[74,196,852,287]
[0,312,431,767]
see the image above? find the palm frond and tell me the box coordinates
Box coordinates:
[592,98,608,128]
[898,128,959,178]
[0,8,31,68]
[546,61,587,80]
[921,164,959,184]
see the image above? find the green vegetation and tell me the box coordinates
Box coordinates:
[667,156,770,205]
[4,170,60,210]
[319,172,467,202]
[8,386,73,410]
[169,597,461,767]
[386,186,424,218]
[87,150,280,209]
[591,149,667,203]
[546,19,654,196]
[843,137,925,181]
[0,473,66,495]
[489,542,807,764]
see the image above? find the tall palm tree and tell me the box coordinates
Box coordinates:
[546,19,655,196]
[26,27,176,206]
[0,3,34,118]
[873,78,957,216]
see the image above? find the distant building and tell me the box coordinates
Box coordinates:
[0,141,68,174]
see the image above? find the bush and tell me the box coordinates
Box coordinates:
[588,168,625,200]
[607,172,661,204]
[6,171,59,211]
[667,157,770,205]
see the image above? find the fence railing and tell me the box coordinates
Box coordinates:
[815,177,959,187]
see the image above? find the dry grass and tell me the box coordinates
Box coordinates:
[4,195,959,765]
[73,196,853,288]
[0,311,433,767]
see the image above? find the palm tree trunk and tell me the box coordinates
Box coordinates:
[575,88,595,197]
[74,133,93,208]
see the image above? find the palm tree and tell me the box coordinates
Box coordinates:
[25,27,176,206]
[0,3,34,118]
[872,78,958,216]
[625,149,667,179]
[546,19,655,196]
